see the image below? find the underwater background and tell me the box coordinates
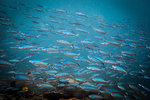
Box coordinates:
[0,0,150,100]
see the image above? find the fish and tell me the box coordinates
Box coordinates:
[57,40,72,45]
[34,8,44,12]
[25,14,40,19]
[106,88,121,93]
[99,50,111,56]
[121,51,136,56]
[87,65,102,71]
[138,84,150,92]
[100,41,110,46]
[9,6,19,10]
[95,36,105,40]
[75,78,85,83]
[42,48,58,52]
[54,72,69,78]
[111,36,124,41]
[69,22,85,26]
[46,70,57,75]
[93,27,106,34]
[32,21,41,24]
[21,32,40,38]
[111,92,123,98]
[0,60,12,67]
[13,75,29,81]
[18,45,35,50]
[57,30,79,37]
[92,77,108,83]
[76,28,89,33]
[9,59,20,63]
[117,84,126,91]
[55,9,67,13]
[37,4,45,8]
[61,61,79,67]
[75,12,88,18]
[88,55,104,64]
[49,20,60,23]
[100,23,114,28]
[104,60,117,65]
[74,57,90,63]
[29,60,48,67]
[112,65,127,73]
[13,37,26,41]
[80,84,97,91]
[37,83,54,88]
[64,52,80,57]
[81,40,94,45]
[107,41,121,47]
[121,54,136,61]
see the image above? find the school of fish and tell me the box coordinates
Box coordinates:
[0,1,150,100]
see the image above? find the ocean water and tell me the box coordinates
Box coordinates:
[0,0,150,100]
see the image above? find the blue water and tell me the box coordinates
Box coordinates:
[0,0,150,99]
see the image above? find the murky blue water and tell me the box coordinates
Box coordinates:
[0,0,150,99]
